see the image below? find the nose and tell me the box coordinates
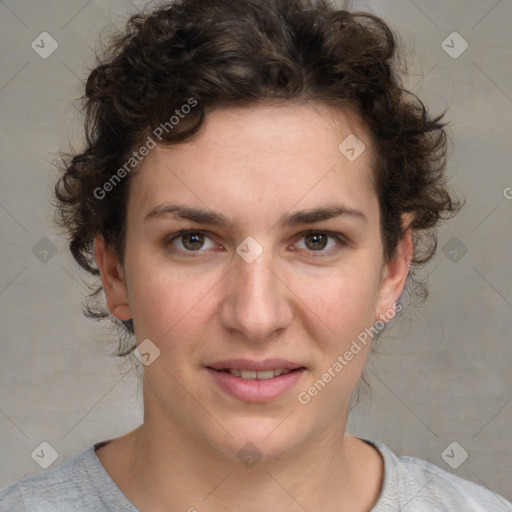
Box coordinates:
[220,251,293,343]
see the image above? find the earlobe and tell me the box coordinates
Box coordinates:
[375,215,414,322]
[93,235,132,321]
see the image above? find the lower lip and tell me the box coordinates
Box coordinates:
[206,368,305,403]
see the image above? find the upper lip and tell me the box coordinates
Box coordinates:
[206,359,305,372]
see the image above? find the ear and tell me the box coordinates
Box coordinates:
[374,213,413,322]
[93,235,132,321]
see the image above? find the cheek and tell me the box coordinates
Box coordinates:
[288,263,382,339]
[291,271,381,406]
[125,254,223,343]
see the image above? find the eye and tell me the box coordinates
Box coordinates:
[293,231,346,255]
[166,230,218,254]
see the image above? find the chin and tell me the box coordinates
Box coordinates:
[204,417,309,465]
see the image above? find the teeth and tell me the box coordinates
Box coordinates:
[240,370,258,379]
[250,370,274,380]
[227,369,292,380]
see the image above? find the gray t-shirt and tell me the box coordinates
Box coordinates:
[1,439,510,511]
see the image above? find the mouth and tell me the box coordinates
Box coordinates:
[210,367,304,380]
[205,359,306,402]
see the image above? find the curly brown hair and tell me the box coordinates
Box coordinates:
[54,0,461,356]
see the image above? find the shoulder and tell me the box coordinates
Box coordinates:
[367,439,512,512]
[0,447,94,512]
[0,444,136,512]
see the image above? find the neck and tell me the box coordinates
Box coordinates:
[97,408,383,511]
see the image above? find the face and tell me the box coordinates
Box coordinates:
[95,102,410,462]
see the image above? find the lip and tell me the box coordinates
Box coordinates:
[206,358,304,372]
[205,360,306,403]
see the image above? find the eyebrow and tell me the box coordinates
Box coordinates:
[143,202,368,228]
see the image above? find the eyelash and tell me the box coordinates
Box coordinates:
[164,229,348,258]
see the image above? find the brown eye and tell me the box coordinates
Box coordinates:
[166,231,217,254]
[181,232,205,251]
[304,232,328,251]
[293,231,347,257]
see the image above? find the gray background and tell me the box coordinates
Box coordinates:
[1,0,511,502]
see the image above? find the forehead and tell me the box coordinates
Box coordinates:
[128,102,379,230]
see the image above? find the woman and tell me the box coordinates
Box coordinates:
[1,0,510,510]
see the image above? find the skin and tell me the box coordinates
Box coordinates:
[94,102,412,511]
